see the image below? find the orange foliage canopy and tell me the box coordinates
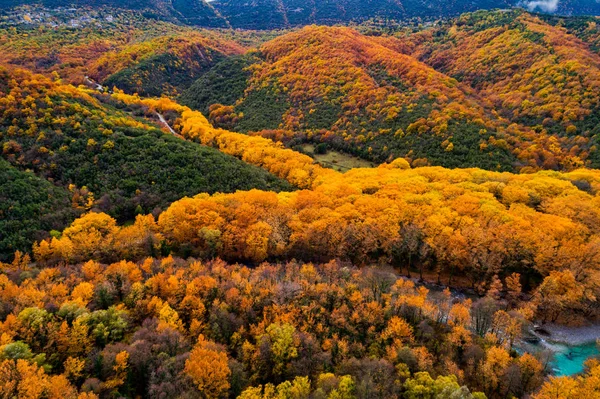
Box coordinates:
[35,92,600,323]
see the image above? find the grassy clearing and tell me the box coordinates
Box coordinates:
[301,144,376,171]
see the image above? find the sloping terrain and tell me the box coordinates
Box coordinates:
[523,0,600,15]
[89,32,245,96]
[181,25,519,170]
[1,7,600,398]
[0,19,247,96]
[211,0,600,29]
[0,0,229,27]
[211,0,514,29]
[178,53,257,115]
[0,67,292,259]
[0,158,77,261]
[180,11,600,171]
[409,10,600,169]
[2,0,600,29]
[540,13,600,54]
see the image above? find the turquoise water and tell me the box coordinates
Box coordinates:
[551,342,599,376]
[517,339,599,376]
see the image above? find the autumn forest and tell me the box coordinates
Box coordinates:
[1,4,600,399]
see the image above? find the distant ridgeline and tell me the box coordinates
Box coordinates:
[2,0,600,29]
[0,0,230,27]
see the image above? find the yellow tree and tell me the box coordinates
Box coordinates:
[481,346,511,394]
[185,335,231,398]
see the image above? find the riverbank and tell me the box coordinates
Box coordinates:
[534,323,600,346]
[525,323,600,375]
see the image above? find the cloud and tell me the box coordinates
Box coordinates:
[521,0,560,12]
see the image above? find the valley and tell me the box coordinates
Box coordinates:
[1,4,600,399]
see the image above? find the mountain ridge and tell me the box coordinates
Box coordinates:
[180,13,600,171]
[3,0,600,29]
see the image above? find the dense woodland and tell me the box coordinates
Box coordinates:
[8,9,600,174]
[1,6,600,399]
[0,158,77,261]
[35,92,600,326]
[209,0,600,29]
[2,255,594,399]
[179,11,600,172]
[1,88,597,397]
[0,15,256,94]
[0,68,292,260]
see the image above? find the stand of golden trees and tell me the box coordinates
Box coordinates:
[32,93,600,326]
[1,50,600,398]
[0,255,587,399]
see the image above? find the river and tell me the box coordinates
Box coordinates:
[550,341,599,376]
[521,324,600,376]
[413,277,600,376]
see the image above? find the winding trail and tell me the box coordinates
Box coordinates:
[84,74,182,139]
[84,75,105,91]
[156,112,183,139]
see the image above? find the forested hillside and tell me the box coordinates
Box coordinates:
[180,10,600,172]
[2,92,600,398]
[0,67,292,260]
[181,25,521,170]
[409,10,600,168]
[89,32,245,96]
[39,92,600,325]
[0,18,249,95]
[1,6,600,399]
[4,0,600,29]
[540,13,600,54]
[0,158,77,261]
[212,0,600,29]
